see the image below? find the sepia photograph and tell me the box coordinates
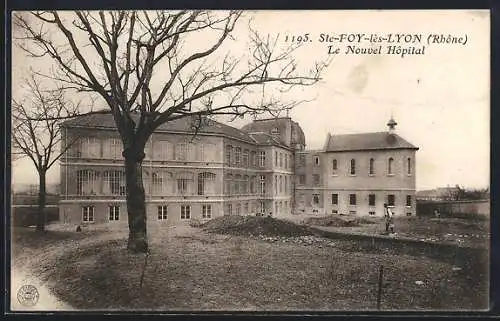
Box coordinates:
[9,9,490,312]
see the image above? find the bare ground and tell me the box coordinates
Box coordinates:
[10,222,489,312]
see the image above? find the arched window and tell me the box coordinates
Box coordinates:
[350,159,356,175]
[234,174,242,194]
[152,172,173,195]
[235,147,241,165]
[407,157,412,175]
[369,158,375,175]
[76,170,99,195]
[388,157,394,175]
[332,159,338,175]
[176,172,194,194]
[103,170,126,195]
[225,174,233,195]
[198,172,216,195]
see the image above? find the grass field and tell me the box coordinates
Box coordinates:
[11,220,489,311]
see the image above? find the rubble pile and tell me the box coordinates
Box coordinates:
[202,215,312,237]
[304,215,379,227]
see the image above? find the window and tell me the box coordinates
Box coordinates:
[180,205,191,219]
[103,171,126,195]
[406,195,412,207]
[82,206,95,222]
[151,172,172,195]
[235,203,241,215]
[158,206,168,220]
[104,138,122,159]
[225,174,232,195]
[331,193,338,205]
[299,175,306,185]
[244,202,249,214]
[154,140,173,160]
[388,194,395,206]
[388,157,394,175]
[299,154,306,166]
[369,194,376,206]
[349,210,357,215]
[235,147,241,165]
[313,174,320,186]
[332,159,338,175]
[251,151,257,166]
[76,170,99,195]
[250,176,255,194]
[201,143,216,162]
[177,179,189,194]
[176,172,193,194]
[198,172,216,195]
[108,205,120,221]
[314,156,320,166]
[369,211,376,216]
[271,127,279,135]
[242,175,249,194]
[274,176,278,194]
[369,158,375,175]
[80,137,100,158]
[242,149,249,166]
[226,145,232,165]
[260,201,265,213]
[176,143,188,161]
[332,210,338,214]
[260,175,266,194]
[202,205,212,219]
[259,151,266,167]
[350,159,356,175]
[285,154,288,169]
[407,157,412,175]
[227,203,233,216]
[313,194,320,205]
[279,176,283,193]
[234,174,241,194]
[299,154,306,165]
[279,153,283,168]
[349,194,357,206]
[275,151,278,167]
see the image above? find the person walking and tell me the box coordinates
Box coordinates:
[384,203,395,234]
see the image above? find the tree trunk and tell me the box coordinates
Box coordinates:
[36,170,47,232]
[124,149,148,253]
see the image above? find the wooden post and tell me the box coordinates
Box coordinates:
[377,265,384,310]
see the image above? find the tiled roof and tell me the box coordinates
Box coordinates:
[241,117,306,146]
[325,132,418,152]
[248,132,289,149]
[61,112,256,143]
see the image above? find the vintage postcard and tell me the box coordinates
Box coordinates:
[9,9,490,312]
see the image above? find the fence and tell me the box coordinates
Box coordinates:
[416,199,489,218]
[11,206,60,227]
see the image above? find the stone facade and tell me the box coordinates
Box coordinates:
[59,114,418,224]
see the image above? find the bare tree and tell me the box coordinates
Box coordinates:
[13,10,329,252]
[12,75,79,231]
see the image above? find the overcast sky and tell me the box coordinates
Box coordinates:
[11,10,490,191]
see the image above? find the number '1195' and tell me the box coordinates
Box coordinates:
[284,34,311,42]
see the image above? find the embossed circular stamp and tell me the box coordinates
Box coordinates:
[17,285,39,307]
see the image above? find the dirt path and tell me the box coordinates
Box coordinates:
[10,269,74,311]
